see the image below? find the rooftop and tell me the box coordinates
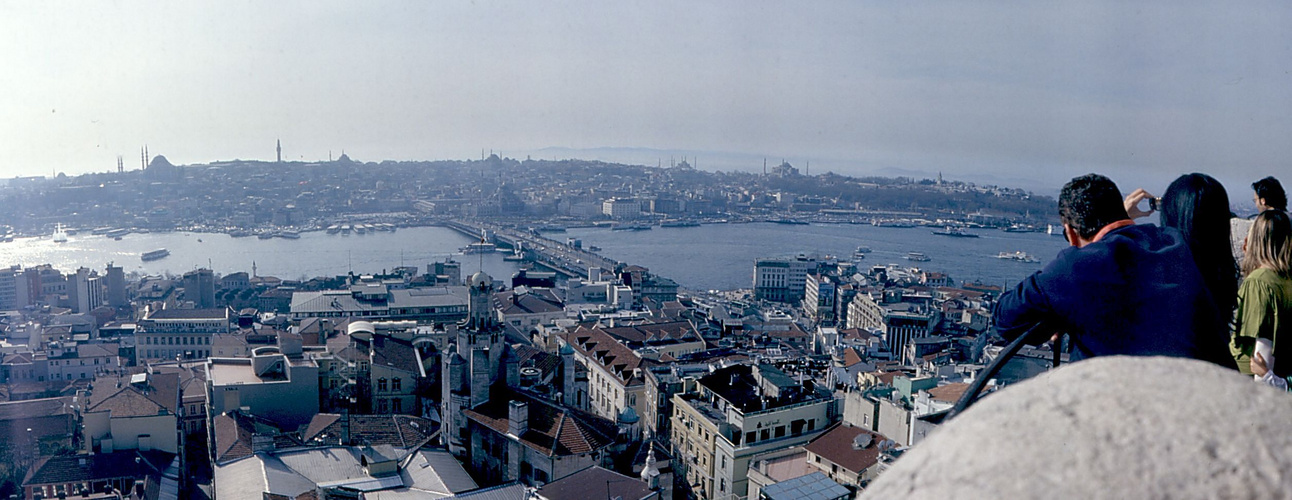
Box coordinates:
[762,472,851,500]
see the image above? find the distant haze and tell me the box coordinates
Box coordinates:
[2,1,1289,201]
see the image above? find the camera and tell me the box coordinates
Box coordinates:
[1148,197,1162,211]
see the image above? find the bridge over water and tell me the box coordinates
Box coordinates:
[441,220,620,280]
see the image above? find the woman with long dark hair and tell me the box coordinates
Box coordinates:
[1126,173,1240,316]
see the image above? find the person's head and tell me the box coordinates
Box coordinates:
[1243,210,1292,277]
[1160,173,1231,245]
[1058,174,1129,241]
[1252,176,1286,212]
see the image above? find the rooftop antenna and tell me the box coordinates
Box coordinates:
[764,158,767,175]
[252,261,257,278]
[806,161,810,176]
[117,156,123,174]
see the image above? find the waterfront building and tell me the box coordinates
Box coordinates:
[602,197,643,219]
[135,307,231,364]
[671,364,837,500]
[289,284,469,323]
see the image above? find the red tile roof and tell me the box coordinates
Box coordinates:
[463,389,616,457]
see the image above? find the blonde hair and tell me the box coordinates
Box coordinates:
[1242,210,1292,277]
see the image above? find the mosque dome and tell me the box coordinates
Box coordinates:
[469,271,491,289]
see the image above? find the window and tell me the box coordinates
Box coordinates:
[775,426,785,438]
[378,399,388,413]
[378,378,388,392]
[392,399,402,413]
[760,429,770,441]
[392,378,402,391]
[745,431,756,444]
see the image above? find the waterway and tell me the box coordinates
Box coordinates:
[566,222,1070,291]
[0,223,1069,291]
[0,227,521,281]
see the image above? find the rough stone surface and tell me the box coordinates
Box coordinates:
[860,356,1292,499]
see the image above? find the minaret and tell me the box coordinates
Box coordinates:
[276,139,282,163]
[117,156,123,173]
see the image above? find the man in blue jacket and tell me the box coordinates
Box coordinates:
[993,174,1235,368]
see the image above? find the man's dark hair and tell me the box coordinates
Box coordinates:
[1058,174,1130,240]
[1253,176,1287,211]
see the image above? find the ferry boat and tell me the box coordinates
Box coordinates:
[257,232,276,240]
[52,223,68,243]
[326,225,341,234]
[588,245,602,252]
[341,225,352,235]
[998,251,1041,263]
[1002,224,1033,233]
[141,249,170,261]
[462,242,497,254]
[931,227,979,238]
[855,245,873,253]
[611,224,652,231]
[105,228,130,238]
[1047,224,1066,237]
[278,231,301,239]
[873,219,917,228]
[906,252,931,262]
[659,220,701,228]
[769,219,809,225]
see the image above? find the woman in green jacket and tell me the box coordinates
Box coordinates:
[1231,210,1292,379]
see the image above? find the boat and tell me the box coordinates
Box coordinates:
[141,249,170,261]
[872,219,917,228]
[931,227,979,238]
[229,230,251,238]
[355,224,367,235]
[52,223,68,243]
[770,219,809,225]
[855,245,873,254]
[588,245,602,252]
[105,228,130,238]
[91,227,114,235]
[1002,224,1033,233]
[998,251,1041,263]
[1047,224,1065,237]
[906,252,931,262]
[534,225,567,233]
[326,225,341,234]
[278,231,301,239]
[462,242,497,254]
[659,220,701,228]
[257,232,276,240]
[612,224,652,231]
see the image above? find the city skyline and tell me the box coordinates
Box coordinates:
[3,1,1292,195]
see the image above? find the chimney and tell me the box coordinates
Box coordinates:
[508,400,528,437]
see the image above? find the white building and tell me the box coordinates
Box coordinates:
[602,198,643,219]
[205,347,320,428]
[135,307,231,364]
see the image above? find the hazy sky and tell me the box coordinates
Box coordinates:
[2,1,1290,196]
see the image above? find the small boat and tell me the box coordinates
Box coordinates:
[1002,224,1033,233]
[1047,224,1066,237]
[278,231,301,239]
[141,249,170,261]
[341,225,352,235]
[588,245,602,252]
[326,225,341,234]
[770,219,809,225]
[855,245,872,254]
[257,233,276,240]
[906,252,931,262]
[612,224,652,231]
[659,220,701,228]
[52,223,68,243]
[932,227,979,238]
[998,251,1041,263]
[873,219,917,228]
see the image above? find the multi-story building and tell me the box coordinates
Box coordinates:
[71,267,104,313]
[135,307,231,364]
[602,198,643,219]
[366,333,425,415]
[39,342,122,382]
[182,268,216,308]
[492,287,566,332]
[803,274,836,325]
[753,255,818,303]
[560,328,646,426]
[0,265,29,310]
[289,284,469,323]
[82,371,182,454]
[846,291,940,356]
[671,364,837,500]
[205,346,320,428]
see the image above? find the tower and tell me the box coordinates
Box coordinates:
[117,156,123,174]
[442,270,508,458]
[276,139,282,163]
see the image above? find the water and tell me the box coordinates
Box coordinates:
[0,227,521,281]
[0,223,1070,290]
[566,222,1070,291]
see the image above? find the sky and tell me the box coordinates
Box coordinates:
[2,1,1291,198]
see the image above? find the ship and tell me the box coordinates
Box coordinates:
[1002,224,1033,233]
[278,231,301,239]
[931,227,979,238]
[659,220,701,228]
[461,242,497,254]
[906,252,931,262]
[998,251,1041,263]
[105,228,130,238]
[1047,224,1066,237]
[872,219,917,228]
[141,249,170,261]
[769,219,809,225]
[855,245,873,253]
[52,223,68,243]
[611,224,652,231]
[326,225,341,234]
